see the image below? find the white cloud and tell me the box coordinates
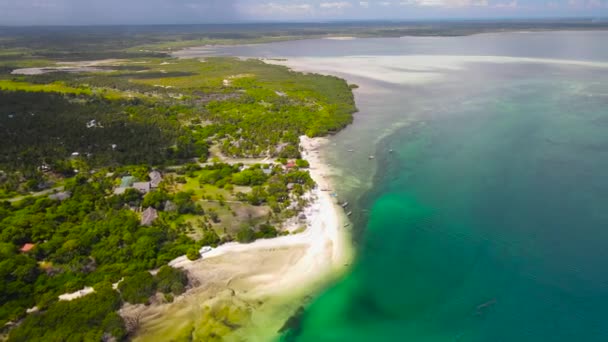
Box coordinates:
[359,1,370,7]
[319,1,353,9]
[242,2,313,16]
[399,0,488,6]
[495,0,518,7]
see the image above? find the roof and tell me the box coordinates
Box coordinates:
[120,176,136,188]
[141,207,159,226]
[20,243,35,253]
[49,192,71,201]
[149,171,163,188]
[286,161,296,168]
[113,187,127,195]
[133,182,151,193]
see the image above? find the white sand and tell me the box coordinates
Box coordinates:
[127,136,351,341]
[58,286,95,301]
[265,55,608,86]
[11,59,126,75]
[323,36,357,40]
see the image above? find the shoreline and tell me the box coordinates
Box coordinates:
[124,136,352,341]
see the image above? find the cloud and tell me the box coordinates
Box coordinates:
[1,0,607,24]
[241,2,313,16]
[0,0,239,25]
[399,0,488,6]
[319,1,353,9]
[494,0,518,8]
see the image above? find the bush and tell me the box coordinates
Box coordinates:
[236,226,256,243]
[156,266,188,295]
[186,248,200,261]
[208,209,220,223]
[164,293,174,303]
[255,224,279,239]
[118,271,156,304]
[295,159,310,168]
[200,229,221,247]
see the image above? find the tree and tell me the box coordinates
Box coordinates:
[155,266,188,295]
[142,190,170,210]
[118,271,156,304]
[186,248,200,261]
[200,229,220,247]
[8,287,124,342]
[236,226,255,243]
[255,224,279,239]
[208,209,220,223]
[295,159,310,168]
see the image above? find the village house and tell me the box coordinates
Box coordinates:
[285,161,297,169]
[141,207,158,226]
[132,182,151,194]
[113,172,162,195]
[20,243,35,253]
[149,171,163,188]
[49,191,71,201]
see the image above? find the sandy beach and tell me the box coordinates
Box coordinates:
[124,136,352,341]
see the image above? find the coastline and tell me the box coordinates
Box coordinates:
[124,136,352,341]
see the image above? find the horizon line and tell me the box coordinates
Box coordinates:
[1,16,607,28]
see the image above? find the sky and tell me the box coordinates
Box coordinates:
[0,0,606,25]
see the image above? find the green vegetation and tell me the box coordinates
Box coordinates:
[0,57,355,183]
[0,175,198,326]
[118,272,157,304]
[156,266,188,296]
[8,285,126,342]
[0,29,353,340]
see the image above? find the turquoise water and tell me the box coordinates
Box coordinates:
[202,32,608,341]
[285,77,608,341]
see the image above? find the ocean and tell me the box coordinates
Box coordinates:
[197,31,608,341]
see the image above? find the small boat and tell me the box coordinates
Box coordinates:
[347,149,354,152]
[369,155,375,160]
[343,223,350,227]
[341,202,349,208]
[346,211,353,216]
[389,149,394,153]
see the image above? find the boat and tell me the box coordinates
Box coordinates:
[341,201,349,208]
[344,223,350,227]
[347,149,354,152]
[389,149,394,153]
[369,155,375,160]
[346,211,353,216]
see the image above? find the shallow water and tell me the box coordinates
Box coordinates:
[201,31,608,341]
